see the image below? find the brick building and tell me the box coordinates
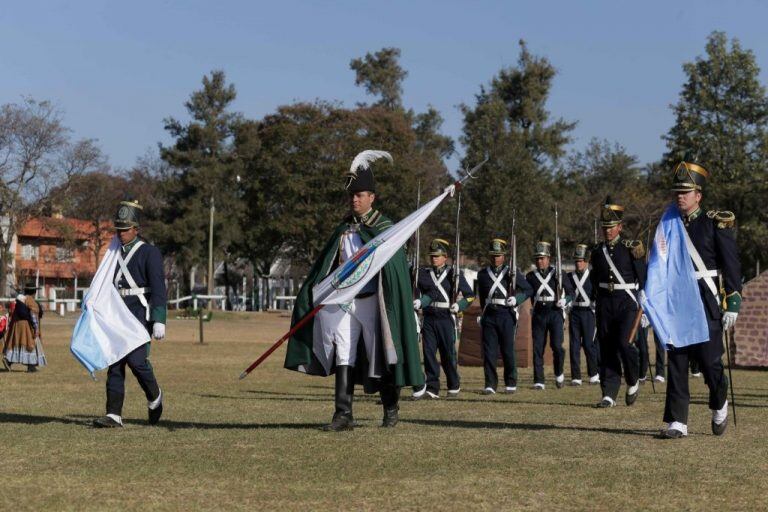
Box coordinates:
[6,215,112,302]
[734,271,768,368]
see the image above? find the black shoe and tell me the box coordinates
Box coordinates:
[148,403,163,425]
[381,407,399,428]
[555,380,564,389]
[147,390,163,425]
[625,387,639,406]
[595,398,615,408]
[481,387,496,395]
[321,413,354,432]
[1,357,10,371]
[660,428,685,439]
[712,417,728,436]
[26,365,38,373]
[93,416,123,428]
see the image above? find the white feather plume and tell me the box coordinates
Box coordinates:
[347,150,393,177]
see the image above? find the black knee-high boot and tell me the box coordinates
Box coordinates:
[321,365,354,432]
[380,382,400,428]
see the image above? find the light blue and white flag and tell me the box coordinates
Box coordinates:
[313,185,454,306]
[641,204,708,349]
[70,235,150,376]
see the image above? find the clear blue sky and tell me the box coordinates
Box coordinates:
[2,0,767,172]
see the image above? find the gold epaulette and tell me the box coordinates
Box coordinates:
[622,239,645,259]
[707,210,735,229]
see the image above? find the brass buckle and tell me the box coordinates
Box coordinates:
[607,283,614,292]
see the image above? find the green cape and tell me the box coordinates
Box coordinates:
[284,210,424,389]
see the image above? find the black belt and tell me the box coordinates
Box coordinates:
[355,292,376,299]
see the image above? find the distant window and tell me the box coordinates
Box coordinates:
[56,246,75,262]
[21,243,38,260]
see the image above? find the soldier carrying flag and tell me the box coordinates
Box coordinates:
[282,150,425,431]
[643,158,741,438]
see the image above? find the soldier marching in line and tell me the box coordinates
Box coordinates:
[659,159,741,438]
[412,239,475,399]
[563,244,600,386]
[526,241,567,390]
[590,197,646,408]
[476,238,533,395]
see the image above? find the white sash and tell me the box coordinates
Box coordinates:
[572,270,590,307]
[534,270,555,303]
[430,267,450,305]
[114,240,150,321]
[681,228,719,300]
[601,245,637,304]
[486,267,508,302]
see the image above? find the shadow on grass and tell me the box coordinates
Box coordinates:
[1,411,657,436]
[0,412,85,426]
[401,418,659,437]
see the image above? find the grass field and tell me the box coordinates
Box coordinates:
[2,311,767,511]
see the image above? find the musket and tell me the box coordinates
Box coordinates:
[412,181,422,296]
[508,210,517,299]
[451,192,462,340]
[238,157,489,379]
[554,203,563,301]
[626,221,651,350]
[720,273,738,427]
[644,219,656,393]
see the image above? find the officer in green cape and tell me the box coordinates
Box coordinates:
[284,150,424,431]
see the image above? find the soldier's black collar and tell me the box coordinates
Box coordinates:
[121,237,140,252]
[606,235,620,248]
[538,266,552,276]
[432,264,447,274]
[492,264,506,274]
[346,208,380,226]
[683,207,702,225]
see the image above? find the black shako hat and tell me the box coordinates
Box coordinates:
[573,243,589,261]
[488,238,507,256]
[345,150,393,193]
[671,157,709,193]
[429,238,450,256]
[114,200,143,230]
[600,196,624,227]
[533,241,551,258]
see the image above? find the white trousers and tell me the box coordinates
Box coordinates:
[316,294,380,367]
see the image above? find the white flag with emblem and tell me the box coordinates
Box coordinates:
[313,186,454,306]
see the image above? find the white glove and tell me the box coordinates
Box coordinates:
[153,323,166,340]
[413,299,422,311]
[556,298,567,309]
[16,294,25,301]
[450,303,460,314]
[639,290,647,304]
[722,312,738,331]
[505,296,517,307]
[476,315,482,325]
[641,314,650,328]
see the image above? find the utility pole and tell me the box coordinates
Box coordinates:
[208,195,215,297]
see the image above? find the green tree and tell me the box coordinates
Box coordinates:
[460,40,576,265]
[159,70,245,292]
[350,47,408,110]
[557,139,664,248]
[662,31,768,277]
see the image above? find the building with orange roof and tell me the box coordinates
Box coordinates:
[8,214,112,305]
